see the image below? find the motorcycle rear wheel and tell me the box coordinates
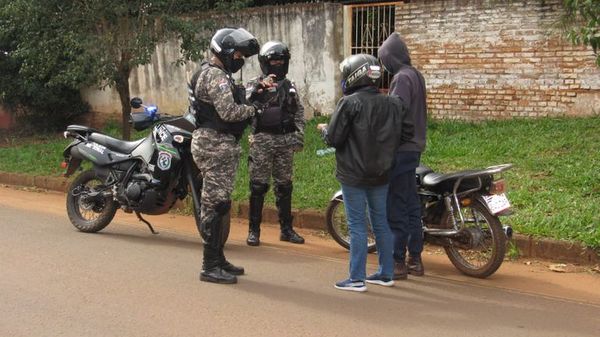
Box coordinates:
[326,198,377,253]
[66,170,117,233]
[443,201,507,278]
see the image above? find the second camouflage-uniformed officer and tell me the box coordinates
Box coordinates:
[245,41,306,246]
[189,28,259,284]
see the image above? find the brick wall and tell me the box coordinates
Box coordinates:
[396,0,600,120]
[0,105,14,129]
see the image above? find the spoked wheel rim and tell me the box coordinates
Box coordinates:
[328,200,377,252]
[444,201,505,277]
[71,178,108,222]
[66,170,117,233]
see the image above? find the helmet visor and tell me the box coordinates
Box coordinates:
[228,28,260,57]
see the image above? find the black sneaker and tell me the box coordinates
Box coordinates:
[334,278,367,292]
[365,273,394,287]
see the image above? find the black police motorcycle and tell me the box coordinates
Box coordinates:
[62,97,228,242]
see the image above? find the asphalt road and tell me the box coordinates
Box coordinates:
[1,187,599,337]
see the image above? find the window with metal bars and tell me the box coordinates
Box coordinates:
[349,2,397,91]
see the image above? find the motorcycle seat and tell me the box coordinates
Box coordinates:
[89,133,146,154]
[421,169,482,187]
[66,125,100,134]
[416,165,434,184]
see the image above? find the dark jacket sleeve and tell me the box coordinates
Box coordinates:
[389,72,412,107]
[325,97,354,148]
[398,100,415,144]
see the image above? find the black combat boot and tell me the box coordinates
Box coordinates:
[275,182,305,244]
[200,245,237,284]
[407,255,425,276]
[218,248,244,276]
[247,181,268,246]
[246,231,260,246]
[280,223,305,244]
[200,214,237,284]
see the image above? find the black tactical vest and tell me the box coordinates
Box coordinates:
[189,62,250,140]
[254,79,298,135]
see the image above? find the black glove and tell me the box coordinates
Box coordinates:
[252,102,265,116]
[246,80,266,102]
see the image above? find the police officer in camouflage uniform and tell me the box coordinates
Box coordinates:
[245,41,306,246]
[189,28,260,284]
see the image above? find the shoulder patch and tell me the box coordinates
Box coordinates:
[219,78,230,92]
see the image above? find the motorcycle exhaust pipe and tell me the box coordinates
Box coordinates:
[503,225,513,239]
[425,226,513,240]
[423,228,461,237]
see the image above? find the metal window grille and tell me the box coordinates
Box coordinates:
[347,2,399,91]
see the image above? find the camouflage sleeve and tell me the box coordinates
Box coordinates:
[203,67,255,122]
[292,82,305,133]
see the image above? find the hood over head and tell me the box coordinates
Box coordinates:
[377,33,411,75]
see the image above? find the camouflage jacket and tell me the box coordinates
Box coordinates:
[193,63,255,123]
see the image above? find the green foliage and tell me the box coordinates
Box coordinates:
[1,1,211,86]
[0,0,251,138]
[506,241,520,260]
[560,0,600,66]
[0,11,90,133]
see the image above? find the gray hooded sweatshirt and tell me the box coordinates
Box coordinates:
[378,33,427,153]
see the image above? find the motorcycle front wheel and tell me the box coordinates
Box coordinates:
[66,170,118,233]
[443,201,507,278]
[326,198,377,253]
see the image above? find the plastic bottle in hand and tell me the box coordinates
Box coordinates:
[316,147,336,156]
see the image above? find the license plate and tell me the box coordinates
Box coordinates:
[482,193,511,214]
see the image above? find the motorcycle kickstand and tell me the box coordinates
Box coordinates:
[135,211,159,235]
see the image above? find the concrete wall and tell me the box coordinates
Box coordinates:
[82,2,344,124]
[397,0,600,119]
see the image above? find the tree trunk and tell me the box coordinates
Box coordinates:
[115,55,132,140]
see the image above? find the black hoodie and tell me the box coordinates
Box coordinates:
[378,33,427,153]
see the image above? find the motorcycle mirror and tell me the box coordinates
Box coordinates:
[130,97,143,109]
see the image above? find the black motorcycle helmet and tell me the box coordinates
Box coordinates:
[339,54,382,94]
[258,41,291,81]
[210,28,260,73]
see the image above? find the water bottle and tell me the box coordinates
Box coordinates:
[316,147,336,156]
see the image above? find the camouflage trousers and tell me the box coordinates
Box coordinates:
[248,132,296,186]
[191,128,241,225]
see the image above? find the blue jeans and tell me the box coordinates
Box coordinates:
[387,151,423,262]
[341,183,394,280]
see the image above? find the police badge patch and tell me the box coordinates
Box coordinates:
[157,151,172,171]
[219,78,230,92]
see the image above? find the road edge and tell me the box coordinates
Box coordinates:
[1,171,598,266]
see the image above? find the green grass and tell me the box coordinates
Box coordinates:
[424,117,600,249]
[1,116,598,248]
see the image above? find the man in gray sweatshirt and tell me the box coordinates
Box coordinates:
[378,33,427,279]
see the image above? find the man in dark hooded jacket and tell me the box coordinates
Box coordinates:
[378,32,428,279]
